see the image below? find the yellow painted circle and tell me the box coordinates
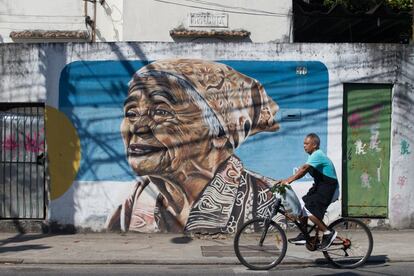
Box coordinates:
[45,106,81,200]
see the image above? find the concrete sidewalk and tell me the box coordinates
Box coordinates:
[0,230,413,265]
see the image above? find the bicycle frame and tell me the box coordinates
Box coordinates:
[259,197,282,245]
[267,197,319,247]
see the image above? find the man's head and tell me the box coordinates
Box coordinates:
[121,59,279,176]
[304,133,320,154]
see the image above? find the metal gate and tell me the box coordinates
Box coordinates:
[0,103,45,219]
[342,84,391,217]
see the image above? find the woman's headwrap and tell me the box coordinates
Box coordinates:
[129,59,279,149]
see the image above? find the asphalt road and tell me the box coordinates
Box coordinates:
[0,262,413,276]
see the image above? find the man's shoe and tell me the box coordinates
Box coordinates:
[318,230,337,251]
[288,233,306,245]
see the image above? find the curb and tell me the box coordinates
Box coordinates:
[0,257,407,266]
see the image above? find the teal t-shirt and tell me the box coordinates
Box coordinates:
[306,149,337,180]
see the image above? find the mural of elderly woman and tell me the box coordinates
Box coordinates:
[106,59,280,233]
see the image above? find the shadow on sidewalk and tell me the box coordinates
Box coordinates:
[0,220,77,253]
[170,236,193,244]
[0,244,51,253]
[315,254,389,266]
[0,234,50,245]
[367,254,390,264]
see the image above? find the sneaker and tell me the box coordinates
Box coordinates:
[318,230,337,250]
[288,233,306,245]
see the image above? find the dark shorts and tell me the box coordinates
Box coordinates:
[302,182,337,220]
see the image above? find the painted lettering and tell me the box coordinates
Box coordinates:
[355,139,367,155]
[2,131,44,154]
[3,136,18,151]
[369,123,381,152]
[400,139,411,155]
[377,158,382,182]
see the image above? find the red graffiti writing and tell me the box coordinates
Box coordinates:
[3,137,19,151]
[25,132,44,153]
[2,131,44,153]
[348,104,384,129]
[348,113,363,129]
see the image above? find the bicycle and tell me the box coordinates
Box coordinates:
[233,184,373,270]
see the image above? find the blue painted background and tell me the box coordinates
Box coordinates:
[59,60,328,181]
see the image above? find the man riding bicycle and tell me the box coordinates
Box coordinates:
[280,133,339,250]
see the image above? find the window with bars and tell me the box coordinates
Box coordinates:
[0,103,45,219]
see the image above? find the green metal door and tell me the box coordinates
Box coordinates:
[343,84,392,217]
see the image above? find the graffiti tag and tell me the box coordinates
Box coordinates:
[360,172,371,188]
[369,123,381,152]
[355,139,367,155]
[397,176,407,188]
[347,148,352,161]
[2,131,44,154]
[400,139,411,155]
[3,137,19,151]
[25,132,44,153]
[377,158,382,182]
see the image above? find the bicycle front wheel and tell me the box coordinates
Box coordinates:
[323,218,373,268]
[234,218,287,270]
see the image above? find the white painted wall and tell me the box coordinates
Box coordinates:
[95,0,123,42]
[389,48,414,228]
[0,0,291,43]
[0,42,413,230]
[0,0,86,43]
[122,0,293,42]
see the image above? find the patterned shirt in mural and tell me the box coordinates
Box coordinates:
[106,156,277,233]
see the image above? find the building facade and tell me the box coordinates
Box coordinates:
[0,42,413,231]
[1,0,293,43]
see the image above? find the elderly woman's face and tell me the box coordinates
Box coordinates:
[121,76,211,175]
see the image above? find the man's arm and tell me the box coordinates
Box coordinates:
[281,164,311,184]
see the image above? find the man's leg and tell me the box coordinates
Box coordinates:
[307,215,337,250]
[288,207,309,245]
[308,215,327,232]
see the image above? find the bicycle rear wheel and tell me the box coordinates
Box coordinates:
[323,218,373,268]
[234,218,287,270]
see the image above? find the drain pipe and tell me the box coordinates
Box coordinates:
[84,0,97,42]
[93,0,97,42]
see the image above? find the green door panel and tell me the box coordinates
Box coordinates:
[343,84,391,217]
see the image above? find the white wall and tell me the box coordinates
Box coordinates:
[0,42,413,230]
[122,0,292,42]
[95,0,123,42]
[0,0,292,43]
[389,48,414,228]
[0,0,86,43]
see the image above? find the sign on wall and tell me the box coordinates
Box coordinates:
[188,12,228,28]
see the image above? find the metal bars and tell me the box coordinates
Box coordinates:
[0,103,45,219]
